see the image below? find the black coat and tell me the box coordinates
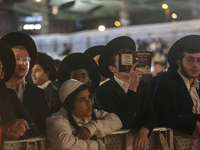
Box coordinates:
[23,83,51,135]
[0,85,43,137]
[94,77,156,133]
[154,71,200,135]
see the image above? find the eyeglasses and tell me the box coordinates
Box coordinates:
[15,57,31,64]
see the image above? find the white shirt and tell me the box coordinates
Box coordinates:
[46,108,122,150]
[178,71,200,114]
[114,75,129,93]
[5,81,26,102]
[38,80,51,90]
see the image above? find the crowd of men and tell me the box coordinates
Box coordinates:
[0,31,200,150]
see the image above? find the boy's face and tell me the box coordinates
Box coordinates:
[71,89,93,120]
[31,64,49,86]
[177,52,200,79]
[12,49,30,80]
[70,68,91,86]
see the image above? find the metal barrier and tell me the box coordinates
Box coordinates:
[3,127,173,150]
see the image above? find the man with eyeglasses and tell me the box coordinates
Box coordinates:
[1,32,51,136]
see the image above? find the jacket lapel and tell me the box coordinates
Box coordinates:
[173,71,193,106]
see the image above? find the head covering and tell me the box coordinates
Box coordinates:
[99,36,136,78]
[58,53,100,93]
[59,79,83,103]
[36,52,57,81]
[1,32,37,71]
[0,40,16,83]
[84,45,105,58]
[168,35,200,71]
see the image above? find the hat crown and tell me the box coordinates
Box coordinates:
[59,79,84,103]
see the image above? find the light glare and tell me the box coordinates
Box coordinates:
[114,21,121,27]
[162,4,168,9]
[98,25,106,32]
[172,13,177,19]
[23,24,42,30]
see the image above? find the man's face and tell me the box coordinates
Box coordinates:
[12,49,30,80]
[177,52,200,79]
[70,68,91,86]
[31,64,49,86]
[109,55,129,80]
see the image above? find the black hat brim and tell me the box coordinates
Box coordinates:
[1,32,37,71]
[0,40,16,83]
[84,45,105,58]
[36,52,57,81]
[58,53,100,92]
[99,36,136,78]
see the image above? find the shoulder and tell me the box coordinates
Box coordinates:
[25,83,45,93]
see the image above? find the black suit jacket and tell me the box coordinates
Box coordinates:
[0,86,42,138]
[23,83,51,135]
[94,77,156,133]
[154,71,200,135]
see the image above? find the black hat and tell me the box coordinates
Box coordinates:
[168,35,200,69]
[36,52,57,81]
[1,32,37,71]
[58,53,100,93]
[99,36,136,78]
[0,40,16,83]
[84,45,105,58]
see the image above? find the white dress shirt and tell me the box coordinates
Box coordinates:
[178,71,200,114]
[46,107,122,150]
[5,81,26,102]
[38,80,51,90]
[114,75,129,93]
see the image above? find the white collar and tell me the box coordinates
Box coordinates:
[114,75,129,93]
[38,80,51,90]
[177,70,199,90]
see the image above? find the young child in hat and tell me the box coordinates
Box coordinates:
[46,79,122,150]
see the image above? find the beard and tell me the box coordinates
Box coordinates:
[180,63,199,79]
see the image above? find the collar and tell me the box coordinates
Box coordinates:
[177,70,199,90]
[5,80,26,91]
[114,75,129,93]
[38,80,51,90]
[57,107,92,124]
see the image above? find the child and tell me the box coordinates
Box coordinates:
[46,79,122,150]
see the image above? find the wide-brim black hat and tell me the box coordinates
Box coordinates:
[99,36,136,78]
[1,32,37,71]
[36,52,57,81]
[84,45,105,58]
[58,53,100,93]
[168,35,200,70]
[0,40,16,83]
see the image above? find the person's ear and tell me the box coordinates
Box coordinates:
[46,71,50,77]
[108,65,116,73]
[177,59,181,68]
